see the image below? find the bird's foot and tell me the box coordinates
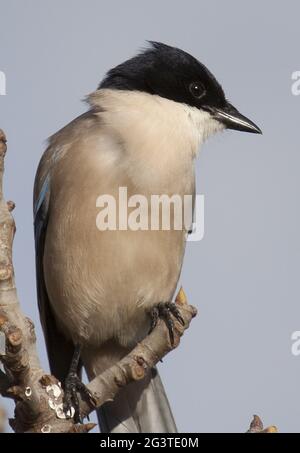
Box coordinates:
[63,371,96,424]
[149,302,185,346]
[63,344,96,423]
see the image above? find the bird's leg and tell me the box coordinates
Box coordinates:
[63,344,96,423]
[149,302,185,346]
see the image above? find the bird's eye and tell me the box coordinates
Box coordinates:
[189,82,206,99]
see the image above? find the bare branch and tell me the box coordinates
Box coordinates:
[0,406,6,432]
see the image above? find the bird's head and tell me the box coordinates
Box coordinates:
[99,41,262,136]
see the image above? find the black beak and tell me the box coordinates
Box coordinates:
[209,102,262,134]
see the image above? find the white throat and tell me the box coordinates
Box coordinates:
[88,89,224,190]
[89,89,224,155]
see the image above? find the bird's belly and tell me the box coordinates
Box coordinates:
[43,136,194,349]
[44,223,186,348]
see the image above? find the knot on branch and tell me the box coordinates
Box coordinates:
[7,201,15,212]
[0,319,29,384]
[0,264,13,281]
[0,130,7,154]
[247,415,278,433]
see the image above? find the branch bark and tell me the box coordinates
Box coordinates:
[247,415,278,433]
[0,406,5,432]
[0,129,197,432]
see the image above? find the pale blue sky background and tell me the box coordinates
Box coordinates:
[0,0,300,433]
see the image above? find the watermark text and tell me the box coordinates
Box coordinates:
[291,71,300,96]
[96,187,204,241]
[0,71,6,96]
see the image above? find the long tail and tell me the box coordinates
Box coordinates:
[82,344,177,433]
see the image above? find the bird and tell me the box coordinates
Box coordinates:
[33,41,261,433]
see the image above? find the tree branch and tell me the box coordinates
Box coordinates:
[0,129,197,432]
[0,406,5,432]
[247,415,278,433]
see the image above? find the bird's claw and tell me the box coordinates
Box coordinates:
[63,372,96,424]
[149,301,185,346]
